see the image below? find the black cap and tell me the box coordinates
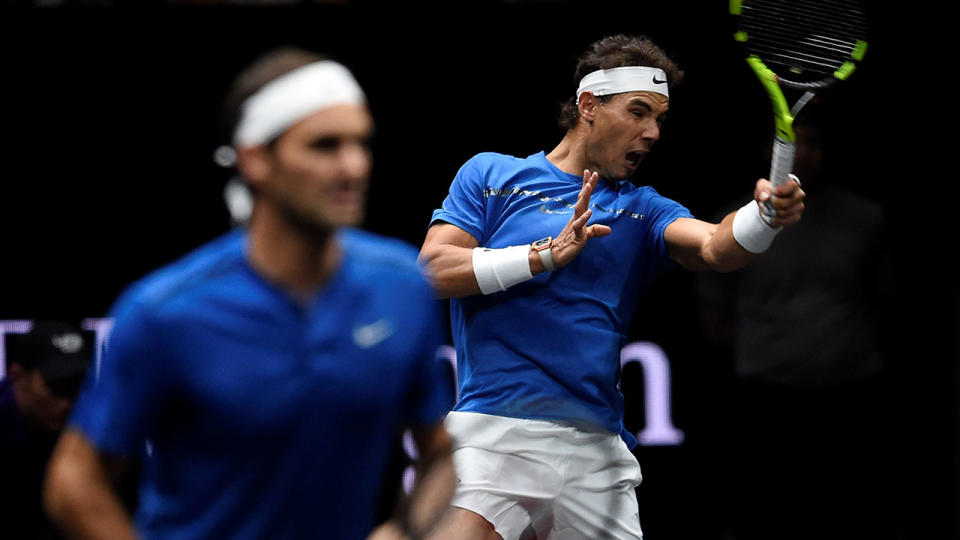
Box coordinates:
[11,320,92,398]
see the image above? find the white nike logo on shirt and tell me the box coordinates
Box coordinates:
[352,319,395,348]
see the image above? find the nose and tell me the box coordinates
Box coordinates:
[642,119,661,143]
[340,141,371,181]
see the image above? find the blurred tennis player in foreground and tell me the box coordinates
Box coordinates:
[419,35,805,539]
[44,47,454,540]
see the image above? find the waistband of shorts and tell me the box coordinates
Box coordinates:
[445,411,621,452]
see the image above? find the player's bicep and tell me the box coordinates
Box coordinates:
[421,222,479,254]
[418,223,484,298]
[418,222,479,276]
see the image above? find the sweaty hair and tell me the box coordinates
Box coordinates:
[558,35,684,131]
[220,47,328,144]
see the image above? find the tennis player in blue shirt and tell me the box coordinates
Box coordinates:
[44,48,455,540]
[419,35,805,539]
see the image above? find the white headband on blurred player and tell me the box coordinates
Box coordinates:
[233,60,366,147]
[576,66,669,104]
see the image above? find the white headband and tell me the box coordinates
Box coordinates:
[233,60,366,147]
[576,66,669,103]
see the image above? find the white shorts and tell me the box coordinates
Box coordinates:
[444,411,644,540]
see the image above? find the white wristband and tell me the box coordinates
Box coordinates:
[472,246,534,295]
[732,200,782,254]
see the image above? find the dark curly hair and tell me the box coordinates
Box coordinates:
[558,35,684,131]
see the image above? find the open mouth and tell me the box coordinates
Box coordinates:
[626,150,645,167]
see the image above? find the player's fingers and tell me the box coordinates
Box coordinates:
[574,175,594,216]
[771,197,804,213]
[778,200,806,218]
[586,170,600,190]
[587,224,612,238]
[579,170,601,191]
[768,186,805,211]
[773,175,804,199]
[754,178,774,203]
[768,199,805,226]
[773,211,803,227]
[571,208,592,230]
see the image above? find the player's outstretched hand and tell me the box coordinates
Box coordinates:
[756,175,805,227]
[550,170,612,268]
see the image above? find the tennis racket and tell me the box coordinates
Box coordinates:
[730,0,869,221]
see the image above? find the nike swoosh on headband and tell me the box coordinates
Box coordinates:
[576,66,669,102]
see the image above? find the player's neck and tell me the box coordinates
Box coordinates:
[546,129,594,177]
[246,206,342,298]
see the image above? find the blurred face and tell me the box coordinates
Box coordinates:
[252,103,374,233]
[584,91,668,181]
[10,366,74,432]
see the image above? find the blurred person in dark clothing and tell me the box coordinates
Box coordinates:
[0,320,92,540]
[697,105,897,540]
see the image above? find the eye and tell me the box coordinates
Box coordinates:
[310,137,341,152]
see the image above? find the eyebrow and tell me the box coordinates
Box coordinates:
[628,98,653,112]
[627,97,669,119]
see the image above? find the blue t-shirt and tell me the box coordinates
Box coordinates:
[431,151,691,448]
[69,228,452,540]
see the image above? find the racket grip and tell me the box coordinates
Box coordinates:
[761,137,796,221]
[769,137,796,187]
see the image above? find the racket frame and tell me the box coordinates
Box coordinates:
[730,0,868,221]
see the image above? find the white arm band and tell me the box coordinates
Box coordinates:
[472,245,533,295]
[732,200,782,254]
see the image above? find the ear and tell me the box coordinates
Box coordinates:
[577,92,601,124]
[235,145,273,190]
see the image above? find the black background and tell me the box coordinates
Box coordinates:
[2,1,953,538]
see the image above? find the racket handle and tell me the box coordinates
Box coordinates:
[761,137,796,221]
[769,137,796,187]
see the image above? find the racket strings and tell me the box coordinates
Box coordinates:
[738,0,868,79]
[746,0,868,36]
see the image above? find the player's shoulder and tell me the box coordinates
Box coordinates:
[459,151,549,187]
[619,182,678,205]
[464,151,522,165]
[110,229,246,318]
[461,151,539,173]
[613,182,693,225]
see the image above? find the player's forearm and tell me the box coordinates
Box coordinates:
[419,244,483,298]
[667,215,755,272]
[701,211,757,272]
[45,430,137,540]
[420,244,548,299]
[407,453,455,537]
[685,178,803,272]
[406,426,455,538]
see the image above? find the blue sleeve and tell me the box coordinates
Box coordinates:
[645,190,694,270]
[429,155,488,242]
[68,297,173,456]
